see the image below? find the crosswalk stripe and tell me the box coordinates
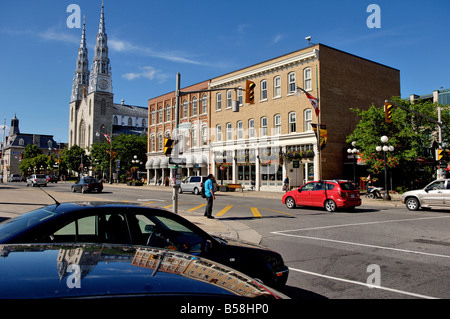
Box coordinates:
[250,207,262,218]
[216,205,233,216]
[188,204,206,212]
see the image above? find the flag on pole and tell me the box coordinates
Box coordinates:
[103,134,111,144]
[304,92,319,116]
[297,87,319,116]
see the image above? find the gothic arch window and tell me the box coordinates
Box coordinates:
[113,116,118,125]
[101,99,106,115]
[79,120,86,149]
[19,138,24,146]
[128,117,133,126]
[88,125,91,147]
[70,130,73,146]
[89,100,92,115]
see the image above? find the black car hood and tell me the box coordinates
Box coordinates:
[0,244,285,299]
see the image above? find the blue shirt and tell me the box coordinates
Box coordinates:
[205,179,214,197]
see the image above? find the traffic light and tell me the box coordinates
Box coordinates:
[438,149,444,161]
[245,80,256,104]
[164,138,174,156]
[384,102,393,123]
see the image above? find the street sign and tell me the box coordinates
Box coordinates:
[169,158,186,165]
[293,160,299,168]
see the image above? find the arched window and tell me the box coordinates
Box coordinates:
[128,117,133,126]
[113,116,118,125]
[304,109,312,131]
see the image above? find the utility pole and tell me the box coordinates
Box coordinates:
[172,72,181,214]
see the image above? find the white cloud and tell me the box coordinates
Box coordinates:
[122,66,168,83]
[109,38,207,65]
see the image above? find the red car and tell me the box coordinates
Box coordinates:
[282,180,361,212]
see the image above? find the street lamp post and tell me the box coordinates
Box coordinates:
[376,136,394,201]
[347,141,358,186]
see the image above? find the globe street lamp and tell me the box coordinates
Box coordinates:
[376,136,394,201]
[347,141,359,186]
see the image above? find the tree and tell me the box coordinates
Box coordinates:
[62,145,86,175]
[23,144,43,159]
[347,97,449,189]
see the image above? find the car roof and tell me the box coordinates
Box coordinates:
[0,243,282,299]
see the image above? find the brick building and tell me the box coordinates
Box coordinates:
[146,44,400,191]
[146,80,211,185]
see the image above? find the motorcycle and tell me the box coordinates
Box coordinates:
[366,186,383,199]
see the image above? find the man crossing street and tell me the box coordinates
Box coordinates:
[204,174,216,219]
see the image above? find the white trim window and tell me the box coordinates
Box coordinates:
[237,121,243,139]
[216,124,222,141]
[226,122,232,140]
[216,93,222,111]
[273,76,281,98]
[260,116,268,137]
[226,90,232,109]
[183,100,188,119]
[202,124,207,145]
[260,80,267,101]
[289,112,296,133]
[304,67,312,91]
[274,114,281,135]
[166,104,171,122]
[288,72,296,94]
[237,87,243,105]
[304,109,312,131]
[201,94,207,114]
[192,97,198,116]
[249,119,255,138]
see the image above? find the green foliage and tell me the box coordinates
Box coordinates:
[23,144,42,159]
[347,97,449,187]
[62,145,85,173]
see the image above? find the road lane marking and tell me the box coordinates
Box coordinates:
[216,205,233,216]
[251,207,262,218]
[273,215,450,233]
[288,267,438,299]
[188,204,206,212]
[163,204,173,209]
[271,232,450,259]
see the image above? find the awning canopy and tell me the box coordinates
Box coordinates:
[145,158,153,169]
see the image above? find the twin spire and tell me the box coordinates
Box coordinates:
[70,1,112,103]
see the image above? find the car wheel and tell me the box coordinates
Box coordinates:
[405,197,420,211]
[367,192,375,199]
[193,187,199,195]
[325,199,336,212]
[285,197,296,209]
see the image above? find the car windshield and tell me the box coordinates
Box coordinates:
[339,182,357,190]
[35,174,45,178]
[0,207,58,241]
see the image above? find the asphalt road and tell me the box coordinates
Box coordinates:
[1,181,449,299]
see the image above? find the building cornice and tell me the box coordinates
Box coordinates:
[210,49,319,88]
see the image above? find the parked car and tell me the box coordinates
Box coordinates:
[0,202,289,288]
[282,180,361,212]
[401,179,450,211]
[8,174,22,182]
[0,243,288,299]
[179,176,208,195]
[71,177,103,193]
[46,175,59,183]
[26,174,47,187]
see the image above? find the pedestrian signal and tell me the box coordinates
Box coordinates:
[164,138,174,156]
[245,80,256,104]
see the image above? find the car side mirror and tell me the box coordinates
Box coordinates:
[424,188,429,193]
[297,188,301,193]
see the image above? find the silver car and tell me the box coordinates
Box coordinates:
[26,174,48,187]
[178,176,207,195]
[401,179,450,211]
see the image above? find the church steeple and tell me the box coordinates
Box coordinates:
[88,0,113,94]
[70,16,89,102]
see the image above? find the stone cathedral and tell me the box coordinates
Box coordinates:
[68,2,147,149]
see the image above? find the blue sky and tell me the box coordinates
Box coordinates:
[1,0,449,143]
